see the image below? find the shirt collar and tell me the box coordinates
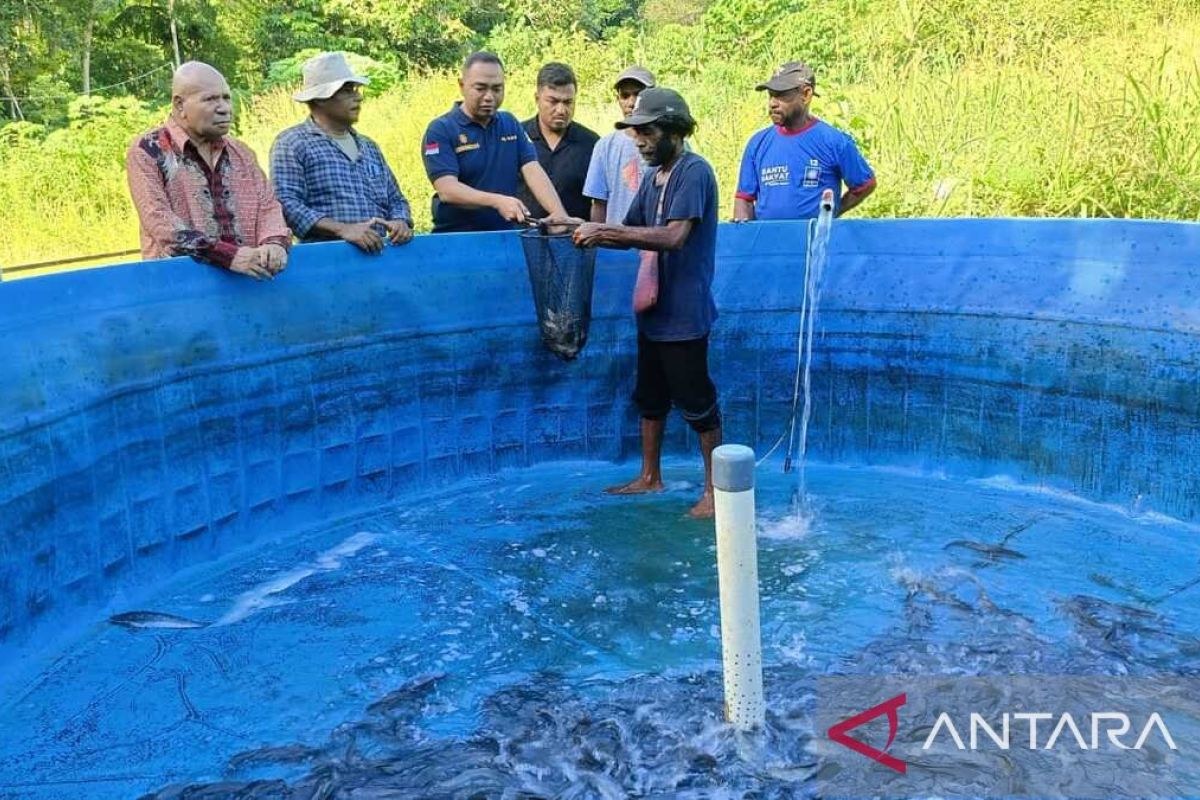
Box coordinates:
[523,117,543,141]
[774,116,821,137]
[303,116,358,140]
[523,117,579,144]
[451,102,481,127]
[165,116,227,157]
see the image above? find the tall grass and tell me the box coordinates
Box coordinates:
[2,5,1198,270]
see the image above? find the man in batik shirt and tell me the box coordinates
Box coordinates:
[126,62,290,280]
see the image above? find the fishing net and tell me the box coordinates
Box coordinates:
[520,229,597,361]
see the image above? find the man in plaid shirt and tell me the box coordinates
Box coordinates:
[271,52,414,254]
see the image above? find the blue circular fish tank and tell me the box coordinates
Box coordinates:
[1,219,1198,798]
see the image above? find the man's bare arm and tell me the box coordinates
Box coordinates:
[573,219,695,251]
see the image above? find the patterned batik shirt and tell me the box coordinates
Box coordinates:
[126,118,291,267]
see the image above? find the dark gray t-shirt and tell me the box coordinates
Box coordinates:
[624,151,719,341]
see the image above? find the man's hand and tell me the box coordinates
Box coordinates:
[732,197,757,223]
[541,214,584,235]
[383,219,414,245]
[572,222,607,248]
[261,243,288,274]
[229,246,273,280]
[337,219,385,254]
[493,196,531,224]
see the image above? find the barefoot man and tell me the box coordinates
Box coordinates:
[573,87,722,518]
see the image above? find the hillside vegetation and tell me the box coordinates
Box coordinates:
[1,0,1197,268]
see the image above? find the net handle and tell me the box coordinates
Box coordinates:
[524,217,584,232]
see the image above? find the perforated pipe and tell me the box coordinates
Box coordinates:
[712,444,765,731]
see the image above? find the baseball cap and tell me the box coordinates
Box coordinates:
[755,61,820,96]
[615,87,692,129]
[613,65,656,89]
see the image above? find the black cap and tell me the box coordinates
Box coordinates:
[755,61,820,96]
[613,65,656,89]
[615,87,692,129]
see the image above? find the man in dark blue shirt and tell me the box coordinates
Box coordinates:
[574,88,722,518]
[422,52,571,233]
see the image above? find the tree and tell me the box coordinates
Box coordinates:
[82,0,126,95]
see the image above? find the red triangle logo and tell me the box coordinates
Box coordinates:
[827,692,907,774]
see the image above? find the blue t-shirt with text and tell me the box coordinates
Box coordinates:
[735,118,874,220]
[422,104,538,232]
[624,151,719,342]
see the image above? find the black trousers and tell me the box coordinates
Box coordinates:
[633,334,721,433]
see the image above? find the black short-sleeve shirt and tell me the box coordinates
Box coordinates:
[517,119,599,220]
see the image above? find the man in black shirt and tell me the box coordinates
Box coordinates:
[517,63,599,221]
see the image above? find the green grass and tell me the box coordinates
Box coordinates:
[2,3,1198,272]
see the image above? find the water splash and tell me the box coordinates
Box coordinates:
[757,508,815,541]
[787,189,836,477]
[760,190,836,516]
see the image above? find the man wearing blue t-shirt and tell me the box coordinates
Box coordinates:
[422,52,571,233]
[734,61,876,221]
[574,88,722,519]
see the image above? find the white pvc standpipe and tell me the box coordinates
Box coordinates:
[712,444,765,731]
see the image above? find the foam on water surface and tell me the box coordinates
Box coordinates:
[1,459,1199,799]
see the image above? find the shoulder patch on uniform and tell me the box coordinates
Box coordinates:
[424,142,440,156]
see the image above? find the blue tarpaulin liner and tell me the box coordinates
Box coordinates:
[2,219,1200,655]
[521,229,596,360]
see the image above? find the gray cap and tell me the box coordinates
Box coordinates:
[614,87,692,129]
[755,61,820,96]
[613,65,656,89]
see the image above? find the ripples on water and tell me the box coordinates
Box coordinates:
[142,582,1200,799]
[3,461,1199,799]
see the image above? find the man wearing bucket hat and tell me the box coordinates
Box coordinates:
[270,52,413,254]
[582,65,656,225]
[733,61,875,221]
[573,88,723,519]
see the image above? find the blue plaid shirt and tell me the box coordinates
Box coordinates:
[270,118,412,240]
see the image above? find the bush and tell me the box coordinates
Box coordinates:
[701,0,798,60]
[0,121,49,150]
[18,76,72,129]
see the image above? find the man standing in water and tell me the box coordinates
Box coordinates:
[422,51,571,232]
[573,88,721,518]
[733,61,875,221]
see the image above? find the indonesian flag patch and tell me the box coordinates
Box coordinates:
[424,141,440,156]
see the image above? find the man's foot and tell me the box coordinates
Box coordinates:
[687,492,715,519]
[605,476,665,495]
